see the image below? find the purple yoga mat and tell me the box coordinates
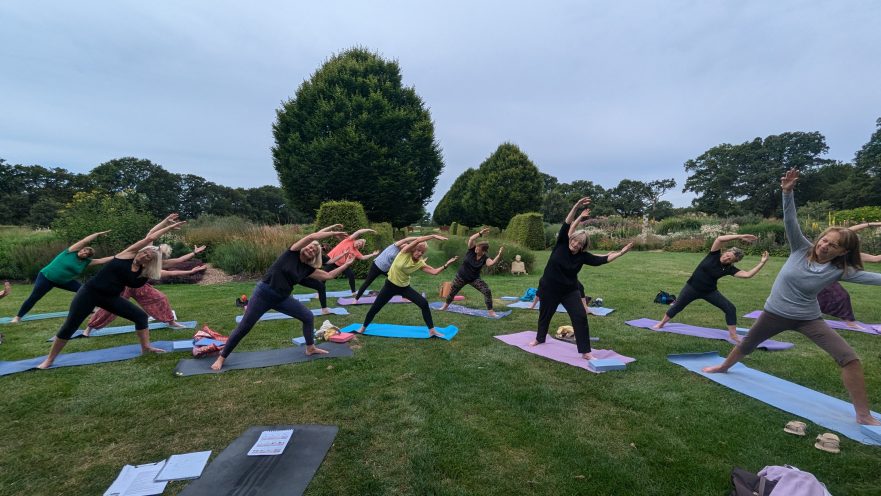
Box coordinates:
[494,331,635,373]
[744,310,881,335]
[337,293,445,306]
[625,318,794,351]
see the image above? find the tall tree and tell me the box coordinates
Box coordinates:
[474,143,543,228]
[854,117,881,177]
[273,47,443,227]
[88,157,182,218]
[433,168,478,226]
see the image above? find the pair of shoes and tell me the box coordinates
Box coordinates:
[784,420,840,453]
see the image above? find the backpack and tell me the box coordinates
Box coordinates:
[654,290,676,305]
[730,467,777,496]
[519,288,538,302]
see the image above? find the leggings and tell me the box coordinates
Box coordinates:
[56,286,149,340]
[355,263,387,299]
[222,282,314,357]
[445,275,493,310]
[363,280,433,329]
[535,284,591,353]
[665,283,737,326]
[737,310,858,366]
[324,264,357,292]
[298,277,327,308]
[18,272,82,318]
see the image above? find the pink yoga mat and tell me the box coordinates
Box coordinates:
[744,310,881,335]
[494,331,635,373]
[337,294,463,305]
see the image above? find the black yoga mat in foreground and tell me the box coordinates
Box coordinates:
[179,424,338,496]
[173,342,353,376]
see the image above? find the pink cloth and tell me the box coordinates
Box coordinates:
[87,284,174,329]
[494,331,635,373]
[326,238,363,267]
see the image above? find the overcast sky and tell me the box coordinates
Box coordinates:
[2,1,879,212]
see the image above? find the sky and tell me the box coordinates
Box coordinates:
[2,0,880,213]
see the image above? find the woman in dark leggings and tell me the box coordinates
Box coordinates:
[354,234,456,338]
[296,225,354,314]
[354,237,418,300]
[12,230,115,323]
[211,226,353,371]
[652,235,769,341]
[530,198,632,359]
[323,229,379,295]
[37,217,186,369]
[438,227,504,317]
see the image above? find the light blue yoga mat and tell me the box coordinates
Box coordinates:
[428,302,511,319]
[339,323,458,341]
[0,340,192,376]
[668,352,881,445]
[1,311,68,324]
[505,300,615,316]
[48,321,198,341]
[235,308,349,324]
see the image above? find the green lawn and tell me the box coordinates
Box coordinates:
[1,249,880,495]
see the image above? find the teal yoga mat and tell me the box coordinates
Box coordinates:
[668,352,881,445]
[0,340,192,376]
[339,323,458,340]
[1,311,68,324]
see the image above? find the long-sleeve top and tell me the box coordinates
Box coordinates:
[764,190,881,320]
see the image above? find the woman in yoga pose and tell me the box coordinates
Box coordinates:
[354,236,419,300]
[211,227,353,371]
[530,197,632,359]
[323,229,379,295]
[37,216,187,369]
[354,234,456,337]
[815,222,881,330]
[11,230,115,323]
[82,245,208,336]
[297,226,355,314]
[438,227,504,317]
[704,169,881,426]
[652,235,770,341]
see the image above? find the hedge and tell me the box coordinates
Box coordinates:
[831,206,881,225]
[655,217,702,235]
[505,212,545,250]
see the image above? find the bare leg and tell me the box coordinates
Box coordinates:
[136,328,165,354]
[439,303,449,311]
[841,360,881,425]
[305,344,329,355]
[82,327,93,337]
[429,327,445,338]
[37,338,68,369]
[702,347,745,373]
[653,314,671,329]
[727,325,742,342]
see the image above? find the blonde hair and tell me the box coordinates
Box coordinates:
[306,241,323,268]
[137,246,163,280]
[570,230,589,252]
[158,244,173,258]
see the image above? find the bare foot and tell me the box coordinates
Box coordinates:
[857,414,881,426]
[439,303,449,311]
[142,346,166,354]
[429,328,445,338]
[728,333,742,343]
[353,326,366,334]
[82,327,93,337]
[846,321,867,331]
[652,322,664,330]
[167,321,186,329]
[210,356,225,371]
[488,310,498,318]
[702,365,728,373]
[529,339,543,346]
[36,359,53,369]
[582,352,595,360]
[10,316,21,324]
[305,345,329,355]
[321,308,331,315]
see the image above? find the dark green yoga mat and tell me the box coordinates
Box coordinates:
[173,342,353,376]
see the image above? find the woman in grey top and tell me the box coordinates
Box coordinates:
[704,169,881,426]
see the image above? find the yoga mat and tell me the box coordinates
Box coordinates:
[0,340,191,376]
[505,300,615,316]
[862,425,881,443]
[179,424,337,496]
[0,311,68,324]
[744,310,881,335]
[494,331,635,373]
[337,293,461,306]
[48,320,198,341]
[668,352,881,446]
[290,290,353,300]
[500,296,520,301]
[173,342,352,376]
[625,318,794,351]
[234,308,349,323]
[339,323,458,341]
[428,302,511,319]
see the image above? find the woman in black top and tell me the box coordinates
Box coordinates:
[652,234,769,342]
[439,227,504,316]
[37,215,187,369]
[210,225,353,371]
[530,198,632,359]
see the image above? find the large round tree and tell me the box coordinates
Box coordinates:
[475,143,543,228]
[273,47,444,227]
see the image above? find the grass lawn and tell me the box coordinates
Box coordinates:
[1,249,880,495]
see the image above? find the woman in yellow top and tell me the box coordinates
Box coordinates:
[355,234,457,338]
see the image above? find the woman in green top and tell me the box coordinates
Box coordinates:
[11,231,114,323]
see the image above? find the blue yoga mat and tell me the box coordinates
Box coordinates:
[48,321,198,341]
[1,311,68,324]
[0,340,192,376]
[428,302,511,319]
[505,300,615,316]
[339,323,458,341]
[668,352,881,445]
[235,308,349,324]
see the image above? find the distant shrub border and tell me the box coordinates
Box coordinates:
[505,212,545,250]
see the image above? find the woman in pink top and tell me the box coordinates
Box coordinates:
[323,228,379,295]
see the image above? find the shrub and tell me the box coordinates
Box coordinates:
[210,239,285,276]
[455,224,469,236]
[831,206,881,225]
[52,190,158,254]
[436,236,536,276]
[668,238,709,253]
[314,201,369,232]
[450,222,458,236]
[627,235,667,251]
[655,217,702,235]
[0,229,68,280]
[739,222,785,244]
[505,212,545,250]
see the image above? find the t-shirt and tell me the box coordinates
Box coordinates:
[539,223,608,293]
[456,247,487,282]
[261,250,317,296]
[686,250,740,293]
[387,251,427,287]
[326,238,363,267]
[85,257,148,296]
[40,250,91,284]
[374,243,402,272]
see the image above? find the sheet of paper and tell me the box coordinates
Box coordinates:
[104,461,167,496]
[247,429,294,456]
[154,450,212,481]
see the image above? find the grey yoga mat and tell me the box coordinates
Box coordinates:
[0,340,191,376]
[173,342,353,376]
[179,424,338,496]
